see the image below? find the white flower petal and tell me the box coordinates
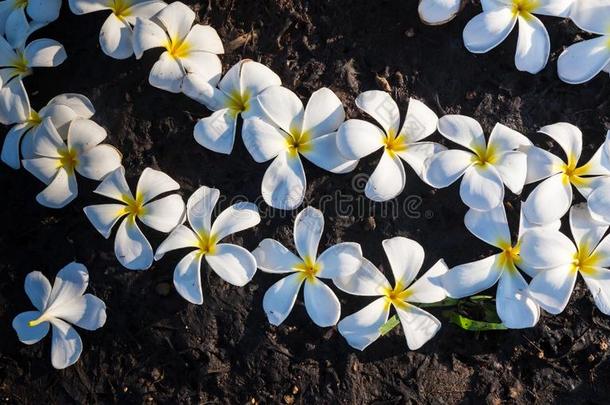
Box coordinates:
[569,0,610,34]
[464,203,511,248]
[68,0,109,14]
[493,151,528,194]
[437,114,486,153]
[31,118,63,158]
[532,0,572,17]
[336,119,385,160]
[487,123,532,152]
[186,185,219,235]
[382,236,424,289]
[1,123,30,169]
[263,272,304,325]
[519,229,576,269]
[206,243,257,286]
[149,52,185,93]
[140,194,185,233]
[154,224,199,260]
[539,122,582,163]
[405,259,448,304]
[54,294,106,331]
[569,203,608,256]
[528,264,577,314]
[316,242,362,279]
[397,141,446,181]
[173,249,204,304]
[442,254,503,298]
[581,267,610,315]
[22,157,59,184]
[332,257,391,296]
[515,14,549,74]
[25,271,51,312]
[183,24,224,54]
[252,239,301,274]
[365,150,406,202]
[337,297,389,350]
[210,201,260,241]
[523,145,563,184]
[557,36,610,85]
[114,217,154,270]
[0,78,30,125]
[24,38,66,68]
[180,52,222,85]
[300,132,358,174]
[459,164,504,211]
[39,104,81,139]
[355,90,400,135]
[239,60,281,97]
[395,304,441,350]
[123,1,166,23]
[523,173,572,225]
[242,117,289,163]
[46,262,88,309]
[418,0,462,25]
[181,70,221,108]
[99,13,134,60]
[13,311,49,345]
[50,318,82,369]
[5,7,29,48]
[93,166,133,202]
[77,144,122,181]
[67,118,106,153]
[154,1,194,41]
[304,277,341,327]
[463,8,517,53]
[399,98,438,143]
[580,144,610,176]
[302,87,345,139]
[261,152,306,210]
[517,201,561,239]
[294,206,323,261]
[46,93,95,119]
[424,149,474,188]
[193,109,237,154]
[588,182,610,225]
[83,204,127,239]
[257,86,304,135]
[132,17,167,58]
[496,270,540,329]
[136,167,180,204]
[36,168,78,209]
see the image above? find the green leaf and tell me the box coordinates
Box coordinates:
[379,315,401,335]
[419,297,459,308]
[442,310,507,331]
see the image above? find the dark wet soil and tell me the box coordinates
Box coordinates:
[1,0,610,403]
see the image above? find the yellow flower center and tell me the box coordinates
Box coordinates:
[165,37,190,59]
[197,232,217,255]
[227,90,251,116]
[121,193,146,221]
[111,0,132,18]
[14,0,27,8]
[12,51,29,74]
[295,257,320,281]
[58,148,78,175]
[572,244,601,276]
[560,154,591,186]
[384,130,407,156]
[498,241,521,270]
[27,110,41,125]
[472,144,497,166]
[27,314,48,328]
[286,128,312,156]
[512,0,539,15]
[383,283,411,309]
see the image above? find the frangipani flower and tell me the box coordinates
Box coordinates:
[133,1,223,93]
[418,0,462,25]
[558,0,610,84]
[12,262,107,369]
[463,0,573,73]
[442,203,560,328]
[84,167,185,270]
[425,115,531,211]
[336,91,443,202]
[23,117,122,208]
[252,207,362,327]
[155,186,260,304]
[520,203,610,315]
[182,59,281,154]
[0,0,61,47]
[68,0,166,60]
[335,237,448,350]
[522,123,610,225]
[2,92,95,169]
[243,86,357,210]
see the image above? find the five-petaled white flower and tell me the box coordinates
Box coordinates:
[425,115,531,211]
[23,117,122,208]
[12,262,107,369]
[520,203,610,315]
[243,86,357,210]
[558,0,610,84]
[463,0,572,74]
[442,203,560,328]
[0,0,62,47]
[1,92,95,169]
[155,186,260,304]
[418,0,462,25]
[83,167,186,270]
[133,1,223,93]
[335,237,448,350]
[68,0,166,60]
[252,207,363,327]
[336,91,443,202]
[522,123,610,225]
[182,59,281,154]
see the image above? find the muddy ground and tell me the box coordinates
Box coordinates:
[1,0,610,403]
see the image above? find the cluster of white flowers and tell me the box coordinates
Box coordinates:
[6,0,610,371]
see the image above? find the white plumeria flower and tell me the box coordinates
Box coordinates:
[68,0,166,60]
[132,1,223,93]
[155,186,260,304]
[22,117,122,208]
[425,115,531,211]
[336,91,443,202]
[12,262,106,369]
[418,0,462,25]
[463,0,573,73]
[335,237,448,350]
[243,86,357,210]
[522,123,610,225]
[558,0,610,84]
[2,92,95,169]
[252,207,363,327]
[442,203,560,328]
[0,0,61,47]
[84,167,186,270]
[182,59,281,154]
[520,203,610,315]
